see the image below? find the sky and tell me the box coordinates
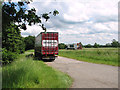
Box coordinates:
[20,0,119,45]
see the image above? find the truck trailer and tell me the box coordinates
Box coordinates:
[35,32,58,60]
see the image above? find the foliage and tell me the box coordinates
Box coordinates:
[111,39,119,47]
[2,50,72,88]
[84,44,93,48]
[105,43,112,47]
[2,25,25,65]
[24,36,35,50]
[2,25,25,54]
[59,43,67,49]
[2,48,18,65]
[2,1,59,31]
[93,43,99,48]
[83,39,119,48]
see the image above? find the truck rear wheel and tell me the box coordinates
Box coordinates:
[35,52,37,57]
[49,58,55,61]
[49,56,55,61]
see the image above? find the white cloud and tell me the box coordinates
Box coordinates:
[105,22,118,32]
[94,23,110,31]
[21,25,42,37]
[21,0,119,45]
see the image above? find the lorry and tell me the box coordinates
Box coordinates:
[66,44,77,50]
[35,32,58,60]
[66,42,82,50]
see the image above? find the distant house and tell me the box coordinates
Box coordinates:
[77,42,82,49]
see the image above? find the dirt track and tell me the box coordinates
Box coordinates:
[45,56,118,88]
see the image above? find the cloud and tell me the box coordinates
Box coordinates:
[21,0,119,45]
[21,25,43,37]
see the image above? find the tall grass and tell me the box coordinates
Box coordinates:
[59,48,118,66]
[3,50,72,88]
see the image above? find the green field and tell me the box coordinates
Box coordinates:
[59,48,118,66]
[2,50,72,88]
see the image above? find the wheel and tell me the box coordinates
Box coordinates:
[39,55,42,60]
[49,59,55,61]
[48,56,55,61]
[35,52,37,57]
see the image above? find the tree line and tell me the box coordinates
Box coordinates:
[84,39,119,48]
[58,39,119,49]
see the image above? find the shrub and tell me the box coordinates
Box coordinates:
[24,36,35,50]
[2,48,18,65]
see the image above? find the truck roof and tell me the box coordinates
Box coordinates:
[36,32,58,37]
[40,32,58,34]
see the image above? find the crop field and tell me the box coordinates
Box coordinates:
[59,48,119,66]
[2,50,72,88]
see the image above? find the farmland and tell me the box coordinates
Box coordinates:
[2,50,72,88]
[59,48,118,66]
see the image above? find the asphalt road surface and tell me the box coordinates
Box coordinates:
[45,56,118,88]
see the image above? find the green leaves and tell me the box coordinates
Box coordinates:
[18,2,24,6]
[42,10,59,22]
[2,2,59,31]
[24,36,35,50]
[59,43,67,49]
[42,13,50,21]
[2,24,25,54]
[21,23,27,30]
[2,48,18,65]
[111,39,119,47]
[2,25,25,65]
[53,10,59,16]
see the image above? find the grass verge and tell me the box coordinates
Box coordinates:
[59,48,118,66]
[2,50,72,88]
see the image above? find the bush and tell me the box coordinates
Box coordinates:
[59,43,67,49]
[2,25,25,54]
[93,43,99,48]
[84,44,93,48]
[24,36,35,50]
[2,48,18,65]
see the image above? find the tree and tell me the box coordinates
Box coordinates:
[24,36,35,50]
[2,1,59,31]
[84,44,92,48]
[2,1,59,50]
[58,43,67,49]
[111,39,119,47]
[93,43,99,48]
[2,1,59,64]
[106,43,112,47]
[2,25,25,64]
[2,24,25,53]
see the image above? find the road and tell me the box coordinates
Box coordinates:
[45,56,118,88]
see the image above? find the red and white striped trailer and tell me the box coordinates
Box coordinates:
[35,32,58,60]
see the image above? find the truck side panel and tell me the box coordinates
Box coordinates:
[35,34,42,55]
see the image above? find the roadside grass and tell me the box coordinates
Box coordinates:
[3,50,72,88]
[59,48,118,66]
[26,49,34,52]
